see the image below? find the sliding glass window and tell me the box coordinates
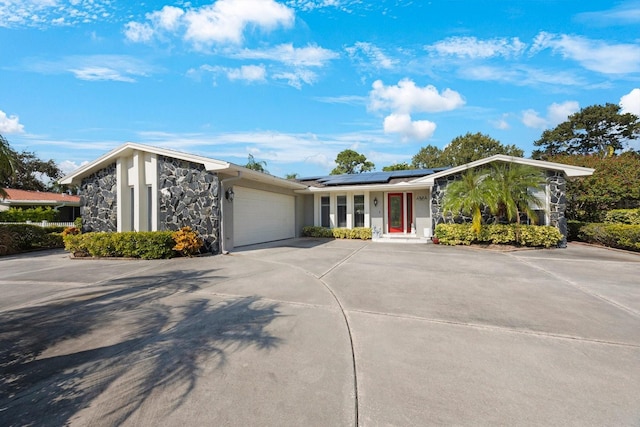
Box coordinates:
[337,195,347,227]
[353,195,365,227]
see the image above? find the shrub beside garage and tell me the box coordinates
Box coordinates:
[568,208,640,252]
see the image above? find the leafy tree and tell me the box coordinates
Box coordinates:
[382,162,413,171]
[0,134,16,197]
[412,133,523,168]
[245,154,268,174]
[330,149,375,175]
[0,138,62,192]
[487,163,545,225]
[411,145,447,168]
[532,103,640,159]
[442,168,496,235]
[285,172,299,180]
[547,152,640,222]
[442,132,523,166]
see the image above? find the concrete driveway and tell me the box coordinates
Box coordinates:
[1,240,639,426]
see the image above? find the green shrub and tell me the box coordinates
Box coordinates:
[303,226,334,238]
[578,223,640,252]
[604,209,640,225]
[63,231,176,259]
[302,226,372,240]
[0,206,59,222]
[74,216,83,229]
[0,224,65,255]
[567,220,587,241]
[435,223,563,248]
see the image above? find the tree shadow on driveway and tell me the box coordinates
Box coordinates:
[0,269,283,426]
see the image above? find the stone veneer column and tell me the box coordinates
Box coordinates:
[547,171,567,247]
[80,163,118,232]
[157,156,221,253]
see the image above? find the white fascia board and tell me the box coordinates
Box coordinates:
[59,142,231,185]
[411,155,595,185]
[226,164,309,190]
[295,181,432,194]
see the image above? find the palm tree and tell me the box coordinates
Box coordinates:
[442,167,496,235]
[487,163,546,224]
[0,134,16,198]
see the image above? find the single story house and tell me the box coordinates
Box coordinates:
[0,188,80,222]
[60,142,594,253]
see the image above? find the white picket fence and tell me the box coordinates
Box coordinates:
[0,221,75,228]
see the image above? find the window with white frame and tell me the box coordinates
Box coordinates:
[354,195,365,227]
[320,196,330,227]
[337,195,347,227]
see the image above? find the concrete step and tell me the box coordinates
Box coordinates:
[373,234,431,244]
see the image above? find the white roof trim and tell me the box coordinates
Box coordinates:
[411,154,595,184]
[59,142,307,190]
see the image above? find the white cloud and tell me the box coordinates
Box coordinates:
[547,101,580,125]
[620,88,640,115]
[461,64,584,87]
[0,110,25,134]
[233,43,339,67]
[383,113,436,141]
[491,114,510,130]
[522,101,579,129]
[345,42,398,70]
[575,3,640,26]
[227,64,267,82]
[123,21,154,43]
[273,69,317,89]
[287,0,341,11]
[521,109,548,129]
[0,0,114,28]
[426,36,526,59]
[26,55,155,82]
[126,0,295,47]
[369,78,465,114]
[531,32,640,75]
[59,160,88,175]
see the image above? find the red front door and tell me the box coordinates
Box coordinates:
[388,193,403,233]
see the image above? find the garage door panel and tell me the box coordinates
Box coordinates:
[233,187,295,247]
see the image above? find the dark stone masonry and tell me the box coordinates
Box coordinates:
[158,156,221,253]
[80,163,118,233]
[431,170,569,245]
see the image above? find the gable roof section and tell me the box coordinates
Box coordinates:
[1,189,80,205]
[59,142,307,190]
[411,155,595,184]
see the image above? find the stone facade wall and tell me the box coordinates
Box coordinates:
[547,171,567,247]
[80,163,117,232]
[157,156,220,253]
[431,169,569,245]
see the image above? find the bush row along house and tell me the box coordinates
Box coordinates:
[60,142,594,252]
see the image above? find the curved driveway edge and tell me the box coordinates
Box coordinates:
[1,241,639,426]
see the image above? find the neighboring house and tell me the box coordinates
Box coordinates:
[60,143,594,253]
[0,188,80,222]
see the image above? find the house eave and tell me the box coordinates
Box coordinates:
[411,155,595,185]
[59,142,231,185]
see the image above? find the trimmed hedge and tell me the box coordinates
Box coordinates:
[435,223,563,248]
[303,226,372,240]
[604,209,640,225]
[0,206,59,222]
[63,231,176,259]
[577,223,640,252]
[0,224,65,255]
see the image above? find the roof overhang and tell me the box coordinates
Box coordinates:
[411,155,595,184]
[59,142,307,190]
[59,142,231,185]
[0,199,80,207]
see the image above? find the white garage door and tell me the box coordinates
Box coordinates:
[233,186,296,247]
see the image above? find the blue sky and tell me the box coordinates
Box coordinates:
[1,0,640,179]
